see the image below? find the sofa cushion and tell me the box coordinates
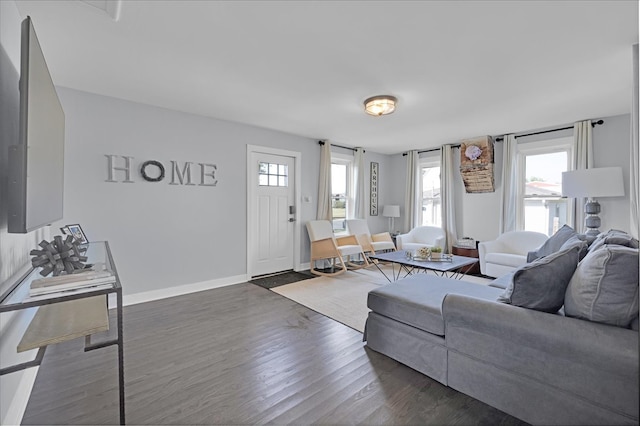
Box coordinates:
[367,274,502,336]
[564,245,639,327]
[526,224,577,262]
[498,245,580,313]
[489,271,515,290]
[485,252,526,268]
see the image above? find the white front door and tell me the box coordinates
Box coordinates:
[248,150,296,277]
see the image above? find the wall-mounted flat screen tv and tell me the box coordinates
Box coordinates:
[8,16,65,233]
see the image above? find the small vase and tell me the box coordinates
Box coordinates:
[431,252,441,260]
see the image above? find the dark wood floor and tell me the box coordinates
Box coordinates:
[22,283,526,425]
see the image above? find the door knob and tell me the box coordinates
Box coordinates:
[288,218,296,222]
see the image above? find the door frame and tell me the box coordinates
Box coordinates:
[246,144,302,279]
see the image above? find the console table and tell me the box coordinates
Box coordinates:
[0,241,125,425]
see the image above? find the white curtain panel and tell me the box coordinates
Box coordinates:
[403,150,419,232]
[573,121,594,232]
[631,44,639,238]
[440,145,458,252]
[499,134,518,233]
[353,147,366,219]
[316,141,333,220]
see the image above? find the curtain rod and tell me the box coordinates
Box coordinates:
[402,119,605,156]
[318,140,363,152]
[494,119,604,142]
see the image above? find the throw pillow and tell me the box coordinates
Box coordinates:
[526,224,576,263]
[498,245,581,313]
[527,224,576,262]
[559,234,589,261]
[588,229,639,253]
[564,245,639,327]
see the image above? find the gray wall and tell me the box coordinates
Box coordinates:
[53,88,397,295]
[55,88,316,294]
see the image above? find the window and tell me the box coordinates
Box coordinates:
[517,137,573,236]
[419,158,441,226]
[258,162,288,187]
[331,154,353,233]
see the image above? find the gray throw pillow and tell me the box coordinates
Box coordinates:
[559,234,589,261]
[526,224,576,263]
[564,245,639,327]
[498,245,580,313]
[588,229,639,253]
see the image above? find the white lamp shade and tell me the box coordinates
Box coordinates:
[561,167,624,198]
[382,205,400,218]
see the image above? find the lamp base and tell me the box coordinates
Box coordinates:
[584,199,601,237]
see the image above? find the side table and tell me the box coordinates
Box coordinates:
[452,245,481,275]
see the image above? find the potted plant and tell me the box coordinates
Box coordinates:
[431,246,443,260]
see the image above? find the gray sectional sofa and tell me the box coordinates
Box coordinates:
[364,229,639,425]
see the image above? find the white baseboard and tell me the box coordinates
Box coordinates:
[297,263,311,271]
[122,274,248,306]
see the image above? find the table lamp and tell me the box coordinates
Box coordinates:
[561,167,624,236]
[382,205,400,233]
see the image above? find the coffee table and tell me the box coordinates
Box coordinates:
[368,250,479,283]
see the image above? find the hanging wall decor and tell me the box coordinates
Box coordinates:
[370,162,379,216]
[460,136,495,193]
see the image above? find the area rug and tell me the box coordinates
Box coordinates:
[271,265,494,333]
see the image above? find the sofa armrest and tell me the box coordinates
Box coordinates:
[477,240,505,273]
[395,233,409,249]
[442,294,639,417]
[443,294,638,369]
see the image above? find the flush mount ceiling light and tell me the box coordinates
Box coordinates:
[364,95,397,116]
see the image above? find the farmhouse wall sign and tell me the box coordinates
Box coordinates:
[459,136,494,193]
[370,161,379,216]
[105,155,218,186]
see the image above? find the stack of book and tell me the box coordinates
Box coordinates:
[30,268,116,297]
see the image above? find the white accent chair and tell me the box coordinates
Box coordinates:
[306,220,369,276]
[478,231,548,277]
[346,219,396,255]
[396,226,446,252]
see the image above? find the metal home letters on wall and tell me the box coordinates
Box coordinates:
[105,155,218,186]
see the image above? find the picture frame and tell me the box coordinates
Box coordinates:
[64,224,88,244]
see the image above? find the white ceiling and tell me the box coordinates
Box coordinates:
[14,0,639,155]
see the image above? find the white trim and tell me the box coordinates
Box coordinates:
[123,275,247,306]
[2,367,39,426]
[417,158,442,227]
[297,262,311,271]
[246,145,302,279]
[330,152,354,227]
[515,136,574,231]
